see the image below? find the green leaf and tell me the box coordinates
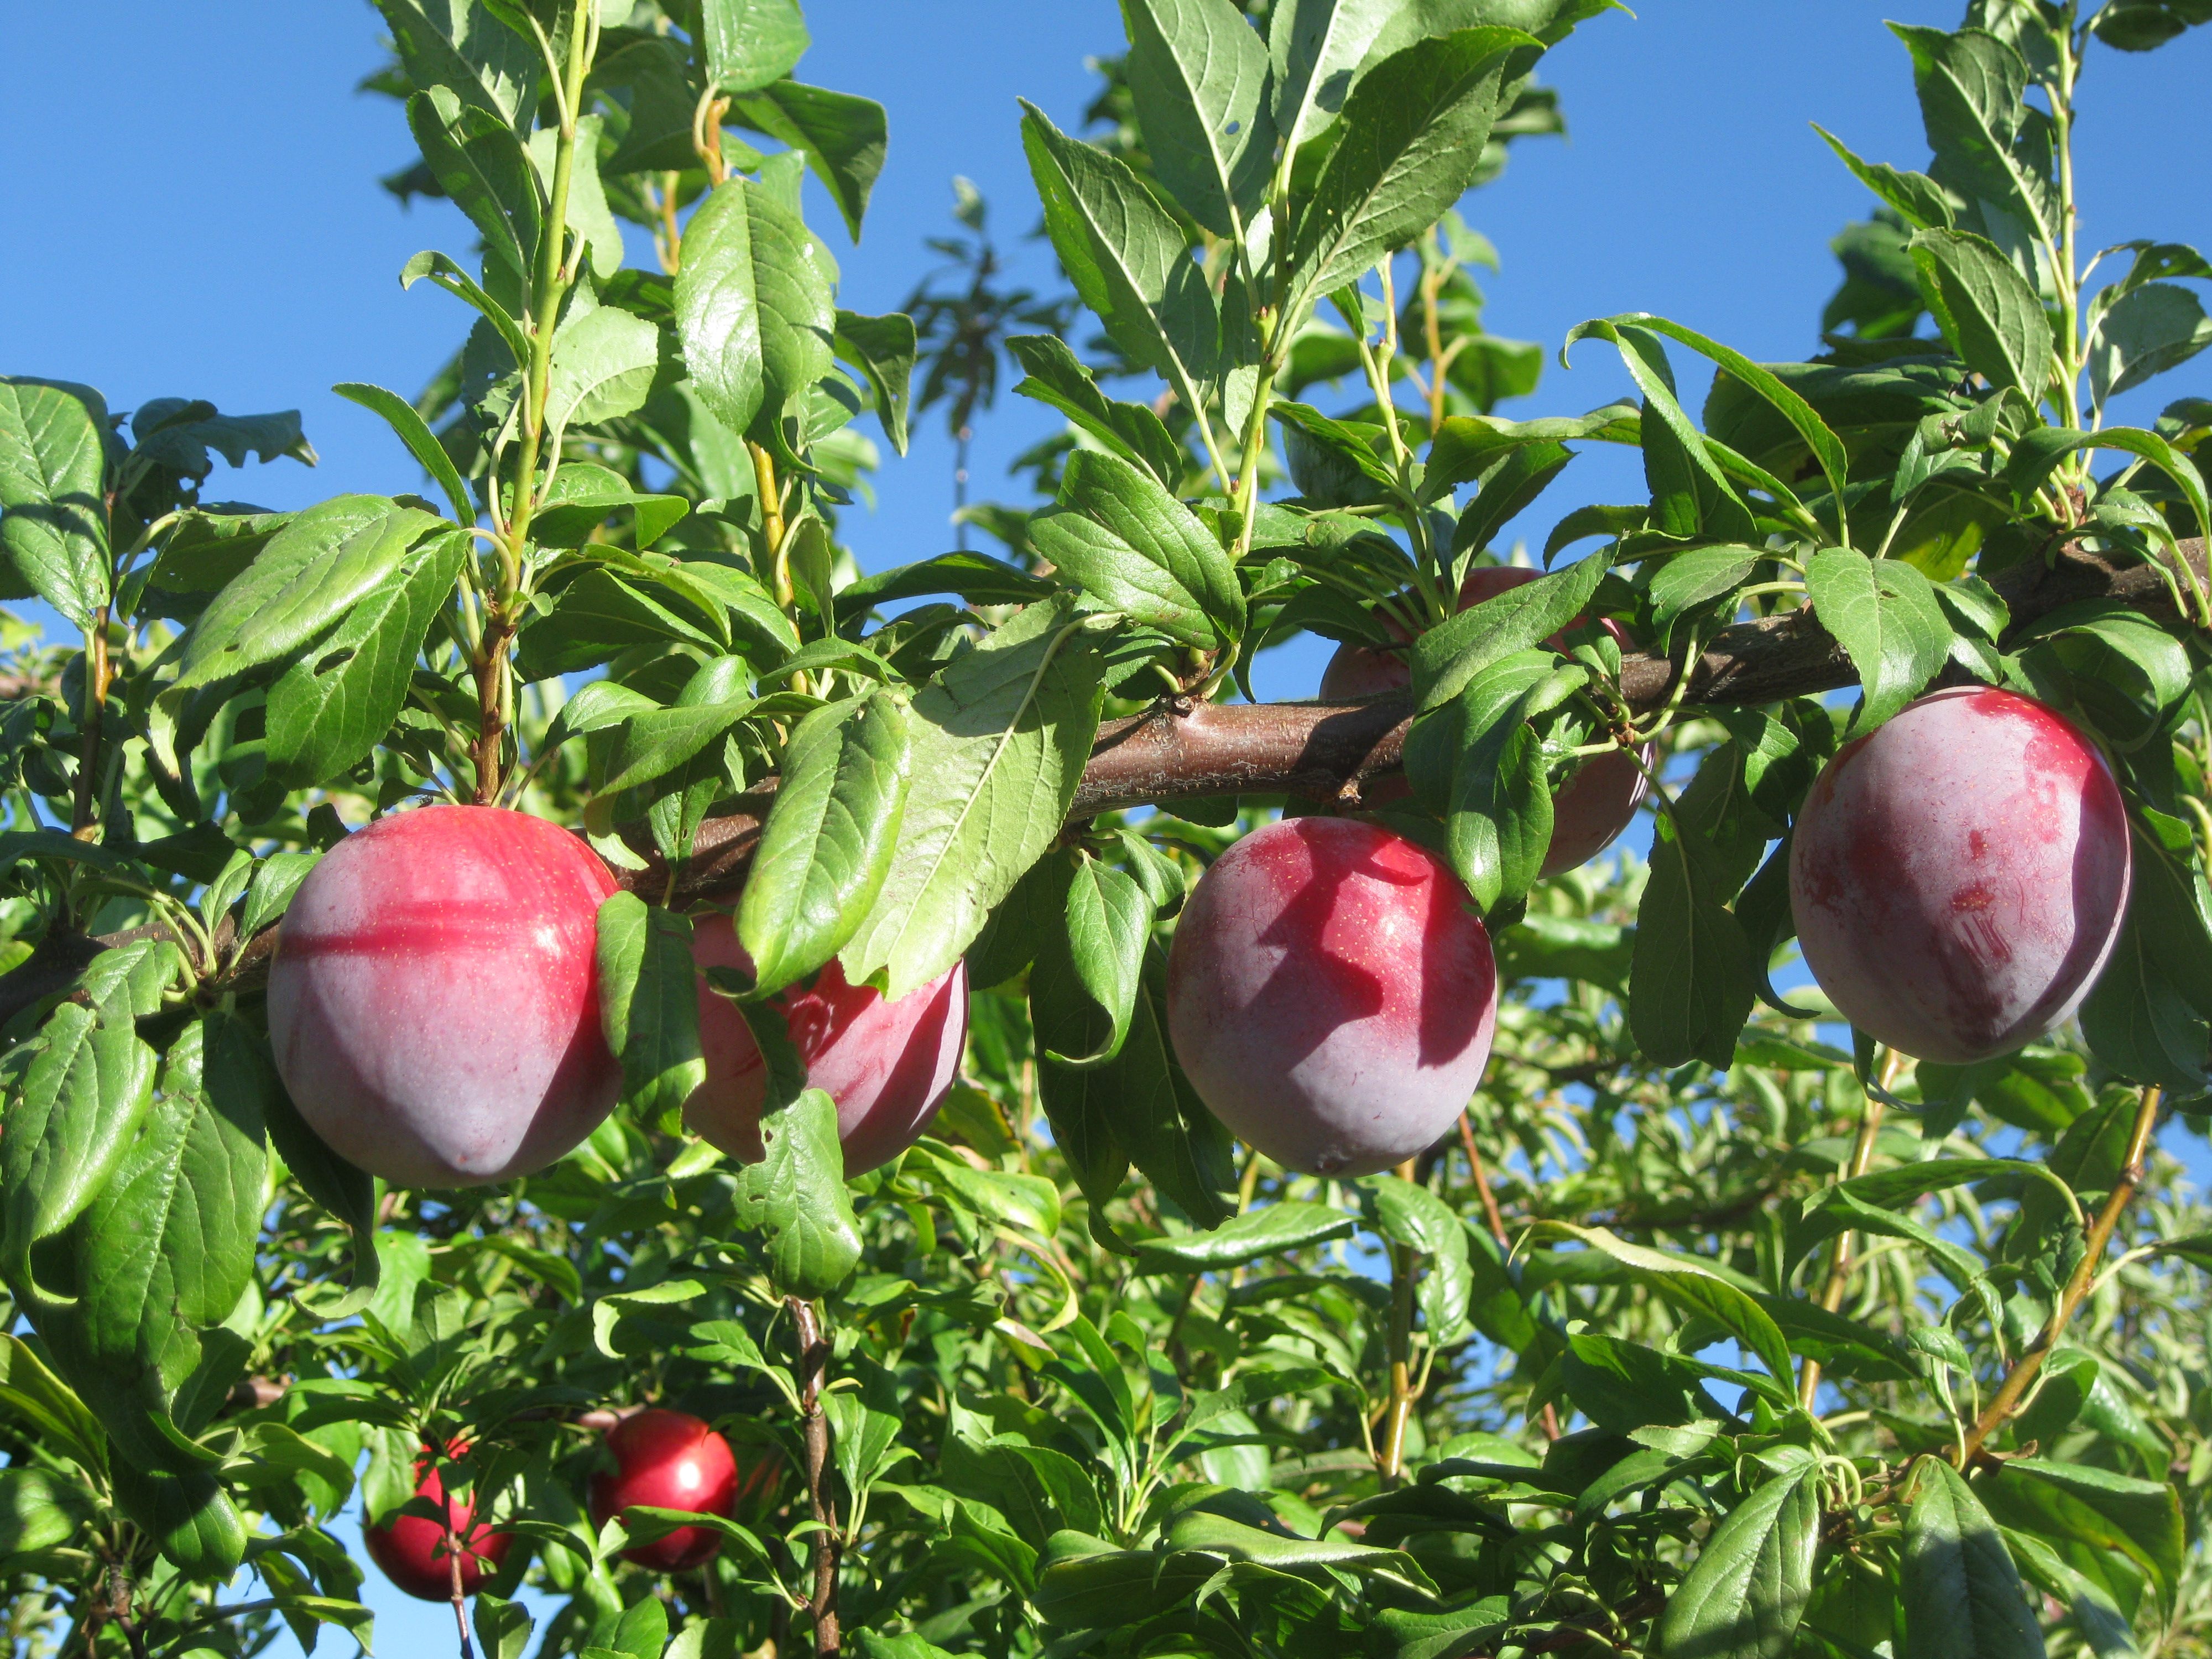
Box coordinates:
[732,1089,862,1297]
[2095,0,2212,50]
[1,997,156,1307]
[1035,937,1235,1239]
[1019,101,1220,424]
[597,894,707,1120]
[701,0,809,94]
[400,249,533,368]
[1033,1533,1220,1628]
[1408,547,1610,710]
[1124,0,1275,238]
[1630,809,1756,1071]
[1029,450,1243,648]
[727,80,888,241]
[1902,1459,2046,1659]
[840,599,1106,999]
[738,692,911,997]
[675,176,838,440]
[1403,649,1577,914]
[525,461,689,549]
[1600,313,1853,545]
[405,87,541,283]
[0,1467,92,1556]
[547,304,661,434]
[264,527,467,790]
[1007,335,1185,488]
[834,310,917,455]
[596,696,756,796]
[1802,547,1950,733]
[1290,27,1541,302]
[1424,402,1637,501]
[1269,0,1399,164]
[0,378,110,628]
[474,1594,534,1659]
[332,382,474,526]
[1890,24,2052,248]
[1985,1457,2184,1604]
[369,0,536,129]
[1128,1200,1354,1272]
[1812,124,1957,231]
[1910,227,2055,398]
[1528,1223,1794,1387]
[231,1003,366,1235]
[55,1019,264,1465]
[175,495,440,692]
[1649,547,1761,647]
[1043,856,1152,1069]
[2088,282,2212,406]
[1164,1507,1436,1594]
[1655,1465,1818,1659]
[1362,1176,1473,1343]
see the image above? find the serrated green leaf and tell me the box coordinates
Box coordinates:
[596,894,707,1120]
[1902,1459,2046,1659]
[1803,547,1950,733]
[733,1089,861,1297]
[1290,27,1540,301]
[840,599,1105,999]
[0,378,110,628]
[1656,1465,1818,1659]
[1124,0,1275,238]
[739,691,911,996]
[676,176,838,439]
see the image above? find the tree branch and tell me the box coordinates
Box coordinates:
[0,538,2197,1030]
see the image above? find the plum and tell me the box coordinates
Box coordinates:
[1789,686,2131,1064]
[1166,816,1497,1177]
[268,804,622,1187]
[363,1442,512,1603]
[588,1408,744,1572]
[685,915,968,1173]
[1317,566,1651,874]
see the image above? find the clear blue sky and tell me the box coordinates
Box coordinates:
[6,4,2212,1653]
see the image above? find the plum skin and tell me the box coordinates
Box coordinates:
[363,1443,513,1603]
[1318,567,1651,875]
[1166,817,1498,1177]
[588,1408,745,1572]
[1789,685,2131,1065]
[268,805,622,1187]
[684,916,968,1173]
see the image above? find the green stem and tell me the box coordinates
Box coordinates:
[473,6,594,804]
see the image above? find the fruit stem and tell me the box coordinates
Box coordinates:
[1798,1050,1898,1407]
[789,1296,842,1656]
[1956,1083,2162,1467]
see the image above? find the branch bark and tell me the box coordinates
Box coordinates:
[790,1297,841,1658]
[0,538,2198,1029]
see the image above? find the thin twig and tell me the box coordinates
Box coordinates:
[1799,1051,1900,1407]
[790,1297,842,1657]
[1957,1084,2163,1466]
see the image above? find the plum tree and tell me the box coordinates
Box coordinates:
[362,1444,513,1604]
[1166,817,1498,1177]
[588,1409,743,1572]
[685,915,968,1173]
[1319,566,1651,873]
[1790,686,2133,1064]
[268,805,623,1186]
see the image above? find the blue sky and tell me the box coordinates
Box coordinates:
[7,4,2212,1653]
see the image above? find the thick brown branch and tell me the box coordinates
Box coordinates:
[0,538,2198,1030]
